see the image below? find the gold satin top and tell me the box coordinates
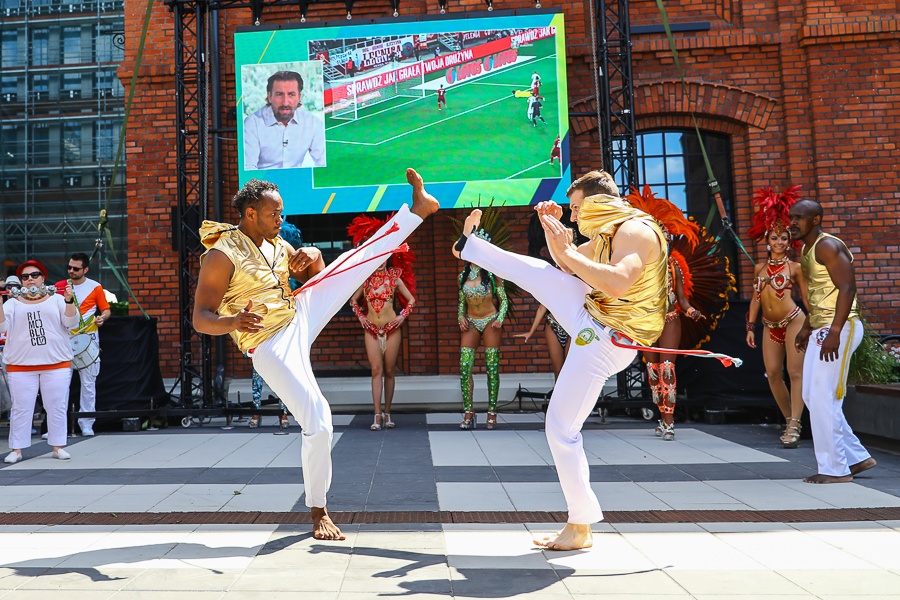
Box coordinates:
[801,232,859,329]
[578,194,669,346]
[199,221,296,353]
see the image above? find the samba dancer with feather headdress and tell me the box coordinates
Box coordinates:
[746,185,808,448]
[348,215,417,431]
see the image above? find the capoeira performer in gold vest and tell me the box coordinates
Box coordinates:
[453,171,668,550]
[193,169,438,539]
[790,199,876,483]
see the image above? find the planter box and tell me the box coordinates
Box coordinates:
[844,384,900,441]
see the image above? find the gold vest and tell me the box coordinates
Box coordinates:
[199,221,296,353]
[800,232,859,329]
[578,195,668,346]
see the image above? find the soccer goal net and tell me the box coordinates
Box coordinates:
[331,63,426,121]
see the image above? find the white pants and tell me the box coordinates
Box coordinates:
[462,236,636,524]
[76,358,100,433]
[7,368,72,450]
[251,204,423,508]
[802,318,869,477]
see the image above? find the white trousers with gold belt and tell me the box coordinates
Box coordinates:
[802,318,869,477]
[462,235,636,524]
[252,204,423,508]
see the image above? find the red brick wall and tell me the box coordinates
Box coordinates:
[122,0,900,379]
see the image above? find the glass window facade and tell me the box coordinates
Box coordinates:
[616,129,739,279]
[0,1,128,293]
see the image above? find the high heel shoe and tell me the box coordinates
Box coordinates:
[781,417,801,449]
[459,411,477,430]
[370,413,383,431]
[485,411,498,430]
[658,420,675,441]
[384,413,395,429]
[279,413,290,429]
[248,415,261,429]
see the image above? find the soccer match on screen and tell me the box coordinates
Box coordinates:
[235,13,570,215]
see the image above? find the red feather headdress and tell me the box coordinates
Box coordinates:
[346,214,416,311]
[747,184,802,243]
[625,185,699,248]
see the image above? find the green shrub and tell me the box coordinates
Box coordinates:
[848,318,900,385]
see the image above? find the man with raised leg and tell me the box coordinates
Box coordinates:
[193,169,438,539]
[790,199,876,484]
[453,171,668,550]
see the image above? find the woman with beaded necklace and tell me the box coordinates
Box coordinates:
[1,260,79,464]
[746,186,809,448]
[457,249,508,431]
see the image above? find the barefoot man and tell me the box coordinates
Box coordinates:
[453,171,668,549]
[790,199,876,484]
[193,170,438,539]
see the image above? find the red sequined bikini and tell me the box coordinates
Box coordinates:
[754,260,800,344]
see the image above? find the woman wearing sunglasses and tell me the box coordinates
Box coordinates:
[1,260,78,463]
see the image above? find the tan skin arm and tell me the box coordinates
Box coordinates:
[746,261,765,349]
[392,280,416,325]
[514,305,548,342]
[673,263,703,319]
[192,249,264,336]
[285,243,325,284]
[792,260,810,312]
[543,215,660,299]
[534,201,576,274]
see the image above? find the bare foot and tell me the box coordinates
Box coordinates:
[406,168,439,219]
[451,209,483,259]
[533,523,593,551]
[850,457,877,476]
[803,473,853,484]
[311,507,345,541]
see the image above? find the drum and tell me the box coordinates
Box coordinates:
[70,333,100,370]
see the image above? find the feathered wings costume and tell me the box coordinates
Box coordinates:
[625,185,736,350]
[346,214,416,315]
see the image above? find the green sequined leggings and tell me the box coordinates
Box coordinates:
[460,347,501,412]
[460,347,476,411]
[485,347,500,412]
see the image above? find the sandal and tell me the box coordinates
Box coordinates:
[485,411,498,430]
[782,417,802,449]
[248,415,261,429]
[459,411,477,430]
[370,413,383,431]
[658,420,675,441]
[384,413,395,429]
[279,413,290,429]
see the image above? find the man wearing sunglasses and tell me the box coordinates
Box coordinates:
[66,252,111,437]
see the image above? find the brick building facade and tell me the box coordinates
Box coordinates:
[120,0,900,380]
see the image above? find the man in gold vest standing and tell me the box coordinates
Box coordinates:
[193,169,438,540]
[453,171,668,550]
[790,199,876,483]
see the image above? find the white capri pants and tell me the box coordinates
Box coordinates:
[8,368,73,450]
[462,235,636,524]
[802,318,870,477]
[251,205,423,509]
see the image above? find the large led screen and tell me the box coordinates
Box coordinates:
[235,12,570,214]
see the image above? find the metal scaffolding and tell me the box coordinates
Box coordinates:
[597,0,638,189]
[164,0,638,408]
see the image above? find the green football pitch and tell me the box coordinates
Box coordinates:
[314,37,563,189]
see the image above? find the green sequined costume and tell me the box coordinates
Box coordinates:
[458,267,508,412]
[459,347,476,411]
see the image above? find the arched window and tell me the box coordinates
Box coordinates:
[616,129,740,279]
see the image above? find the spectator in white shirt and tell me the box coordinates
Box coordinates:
[1,260,79,464]
[243,70,326,170]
